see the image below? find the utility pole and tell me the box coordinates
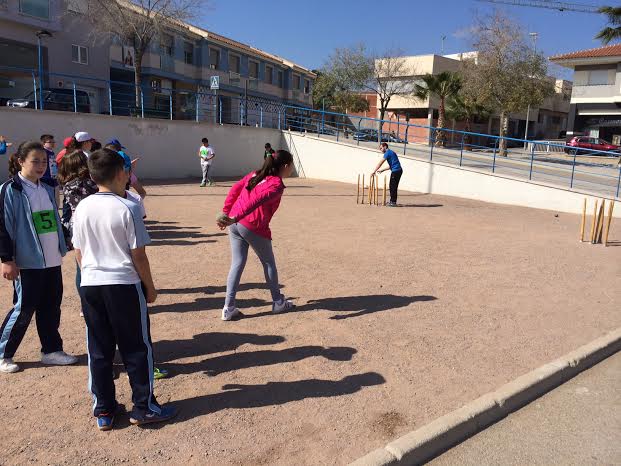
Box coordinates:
[524,32,539,149]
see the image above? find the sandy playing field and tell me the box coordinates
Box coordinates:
[1,179,619,465]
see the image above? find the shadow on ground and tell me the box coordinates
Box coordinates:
[161,345,357,377]
[169,372,385,424]
[144,221,226,246]
[242,294,437,320]
[155,332,285,363]
[149,297,271,314]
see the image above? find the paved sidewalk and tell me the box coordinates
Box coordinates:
[430,351,621,465]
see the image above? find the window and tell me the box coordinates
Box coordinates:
[209,48,220,70]
[588,69,611,86]
[277,70,283,88]
[249,61,259,79]
[71,45,88,65]
[19,0,49,18]
[230,54,241,74]
[293,74,300,90]
[304,79,310,94]
[265,65,273,84]
[159,33,173,56]
[183,41,193,65]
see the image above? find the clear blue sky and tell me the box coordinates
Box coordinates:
[200,0,608,78]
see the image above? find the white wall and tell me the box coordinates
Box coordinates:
[0,107,284,180]
[284,132,621,218]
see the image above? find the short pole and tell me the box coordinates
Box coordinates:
[570,150,577,188]
[375,176,379,206]
[196,92,199,122]
[580,198,586,242]
[604,201,615,247]
[459,132,465,167]
[169,94,173,120]
[140,90,144,118]
[383,176,387,206]
[591,199,605,244]
[32,71,38,110]
[361,174,365,205]
[590,200,598,243]
[72,82,77,113]
[357,174,360,204]
[108,84,112,115]
[595,200,606,244]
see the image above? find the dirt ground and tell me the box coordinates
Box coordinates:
[1,179,619,466]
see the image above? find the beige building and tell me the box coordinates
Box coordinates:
[550,43,621,143]
[351,53,571,143]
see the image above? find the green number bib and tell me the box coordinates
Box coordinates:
[32,210,57,235]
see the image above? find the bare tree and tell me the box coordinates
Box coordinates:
[462,12,554,156]
[83,0,206,105]
[325,45,415,139]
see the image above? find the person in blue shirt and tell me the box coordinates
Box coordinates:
[371,142,403,207]
[0,136,12,156]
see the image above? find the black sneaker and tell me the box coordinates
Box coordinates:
[129,405,177,426]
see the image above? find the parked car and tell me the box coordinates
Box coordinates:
[353,129,391,142]
[6,88,90,113]
[564,136,620,156]
[387,132,408,144]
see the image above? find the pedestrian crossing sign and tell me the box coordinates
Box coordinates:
[210,76,220,90]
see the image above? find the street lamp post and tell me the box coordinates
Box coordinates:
[35,30,52,111]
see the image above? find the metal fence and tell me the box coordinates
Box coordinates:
[2,65,620,198]
[281,107,621,200]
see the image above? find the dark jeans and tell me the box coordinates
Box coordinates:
[0,267,64,359]
[389,169,403,204]
[82,283,160,418]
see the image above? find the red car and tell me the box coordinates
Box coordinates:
[565,136,620,155]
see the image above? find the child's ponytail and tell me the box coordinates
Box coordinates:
[247,150,293,191]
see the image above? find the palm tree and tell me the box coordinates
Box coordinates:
[414,72,462,146]
[446,94,490,149]
[596,6,621,44]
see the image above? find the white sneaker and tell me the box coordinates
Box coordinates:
[221,307,241,321]
[40,351,78,366]
[272,298,295,314]
[0,358,20,373]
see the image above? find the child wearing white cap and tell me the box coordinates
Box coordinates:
[67,132,93,158]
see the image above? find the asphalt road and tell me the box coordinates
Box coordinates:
[429,351,621,466]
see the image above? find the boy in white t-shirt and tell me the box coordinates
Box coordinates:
[72,148,176,431]
[198,137,215,187]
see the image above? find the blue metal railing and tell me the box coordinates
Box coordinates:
[1,65,619,198]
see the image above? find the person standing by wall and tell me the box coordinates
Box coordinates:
[371,142,403,207]
[198,138,215,187]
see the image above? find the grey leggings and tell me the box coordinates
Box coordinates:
[201,162,211,184]
[225,223,283,309]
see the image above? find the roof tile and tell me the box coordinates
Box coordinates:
[550,43,621,61]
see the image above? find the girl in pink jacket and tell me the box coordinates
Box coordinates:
[218,150,295,321]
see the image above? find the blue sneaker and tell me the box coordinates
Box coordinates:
[96,412,115,431]
[129,405,177,426]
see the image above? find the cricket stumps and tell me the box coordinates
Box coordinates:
[357,174,387,207]
[582,198,615,246]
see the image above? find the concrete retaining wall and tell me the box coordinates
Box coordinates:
[285,132,621,218]
[0,107,285,180]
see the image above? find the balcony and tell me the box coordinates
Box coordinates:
[571,83,621,102]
